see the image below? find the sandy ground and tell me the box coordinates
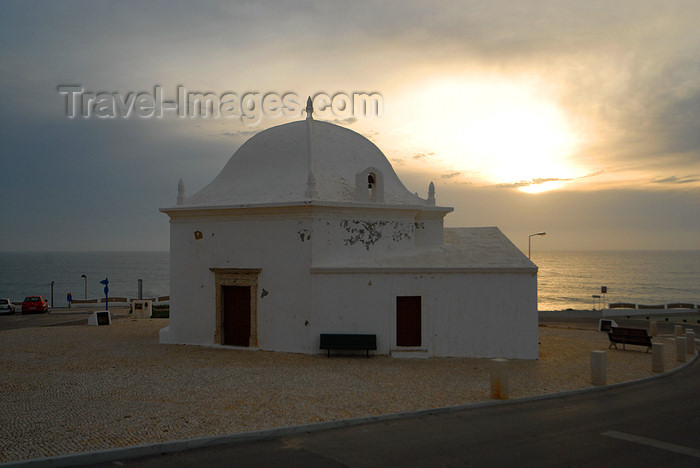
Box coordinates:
[0,319,689,463]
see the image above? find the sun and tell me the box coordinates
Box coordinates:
[391,76,584,192]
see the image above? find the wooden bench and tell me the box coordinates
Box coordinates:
[608,327,652,352]
[320,334,377,357]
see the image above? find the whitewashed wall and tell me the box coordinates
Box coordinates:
[161,214,313,348]
[310,272,538,359]
[162,208,538,359]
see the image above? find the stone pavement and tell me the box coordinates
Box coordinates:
[0,317,693,464]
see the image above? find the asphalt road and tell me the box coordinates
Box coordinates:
[0,311,89,331]
[0,307,131,331]
[92,346,699,467]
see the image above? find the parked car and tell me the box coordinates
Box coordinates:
[21,296,49,314]
[0,298,15,315]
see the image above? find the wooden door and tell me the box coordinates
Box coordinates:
[396,296,421,346]
[223,286,251,346]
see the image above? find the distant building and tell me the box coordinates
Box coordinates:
[160,101,539,358]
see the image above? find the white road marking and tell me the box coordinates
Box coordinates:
[602,431,700,458]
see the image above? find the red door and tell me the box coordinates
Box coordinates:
[396,296,421,346]
[223,286,251,346]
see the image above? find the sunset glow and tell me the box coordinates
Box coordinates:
[392,77,584,192]
[1,1,697,252]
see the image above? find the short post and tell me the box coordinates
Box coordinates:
[651,342,664,373]
[674,325,683,336]
[138,279,143,300]
[675,337,687,363]
[591,350,606,386]
[685,329,696,355]
[490,358,509,399]
[649,321,657,337]
[100,278,109,312]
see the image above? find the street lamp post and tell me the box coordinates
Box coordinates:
[81,274,87,299]
[528,232,546,259]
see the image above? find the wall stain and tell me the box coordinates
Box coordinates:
[297,228,311,242]
[341,220,383,250]
[391,221,413,242]
[341,220,413,250]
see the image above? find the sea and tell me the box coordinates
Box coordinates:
[0,250,698,311]
[533,250,700,311]
[0,252,169,304]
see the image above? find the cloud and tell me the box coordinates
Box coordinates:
[412,152,435,160]
[492,177,573,189]
[329,117,358,125]
[651,175,700,185]
[440,171,461,180]
[219,130,259,138]
[552,22,700,176]
[1,1,698,251]
[361,130,380,139]
[579,171,605,179]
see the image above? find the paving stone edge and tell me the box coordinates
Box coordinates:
[3,350,697,468]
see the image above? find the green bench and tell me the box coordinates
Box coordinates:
[320,334,377,357]
[608,327,652,352]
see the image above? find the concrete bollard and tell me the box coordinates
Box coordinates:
[490,358,509,399]
[675,337,687,363]
[649,321,657,337]
[685,329,696,355]
[591,350,606,386]
[674,325,683,336]
[651,342,664,373]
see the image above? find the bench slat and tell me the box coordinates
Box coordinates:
[608,327,652,352]
[320,334,377,357]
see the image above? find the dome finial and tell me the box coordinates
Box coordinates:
[427,181,435,205]
[177,178,185,205]
[305,96,313,120]
[304,98,318,199]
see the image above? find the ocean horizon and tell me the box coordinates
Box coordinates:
[0,251,169,304]
[1,250,698,311]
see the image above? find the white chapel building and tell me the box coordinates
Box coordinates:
[160,100,539,359]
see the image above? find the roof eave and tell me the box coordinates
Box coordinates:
[310,266,538,274]
[160,200,453,216]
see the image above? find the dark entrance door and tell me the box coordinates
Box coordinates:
[223,286,251,346]
[396,296,421,346]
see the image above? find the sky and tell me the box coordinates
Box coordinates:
[1,0,698,253]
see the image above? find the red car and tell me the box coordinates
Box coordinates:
[22,296,49,314]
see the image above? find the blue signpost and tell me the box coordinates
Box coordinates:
[100,278,109,311]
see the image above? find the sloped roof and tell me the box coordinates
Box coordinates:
[311,227,537,273]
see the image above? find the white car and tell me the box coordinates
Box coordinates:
[0,298,15,315]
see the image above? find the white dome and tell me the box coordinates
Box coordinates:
[182,119,427,207]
